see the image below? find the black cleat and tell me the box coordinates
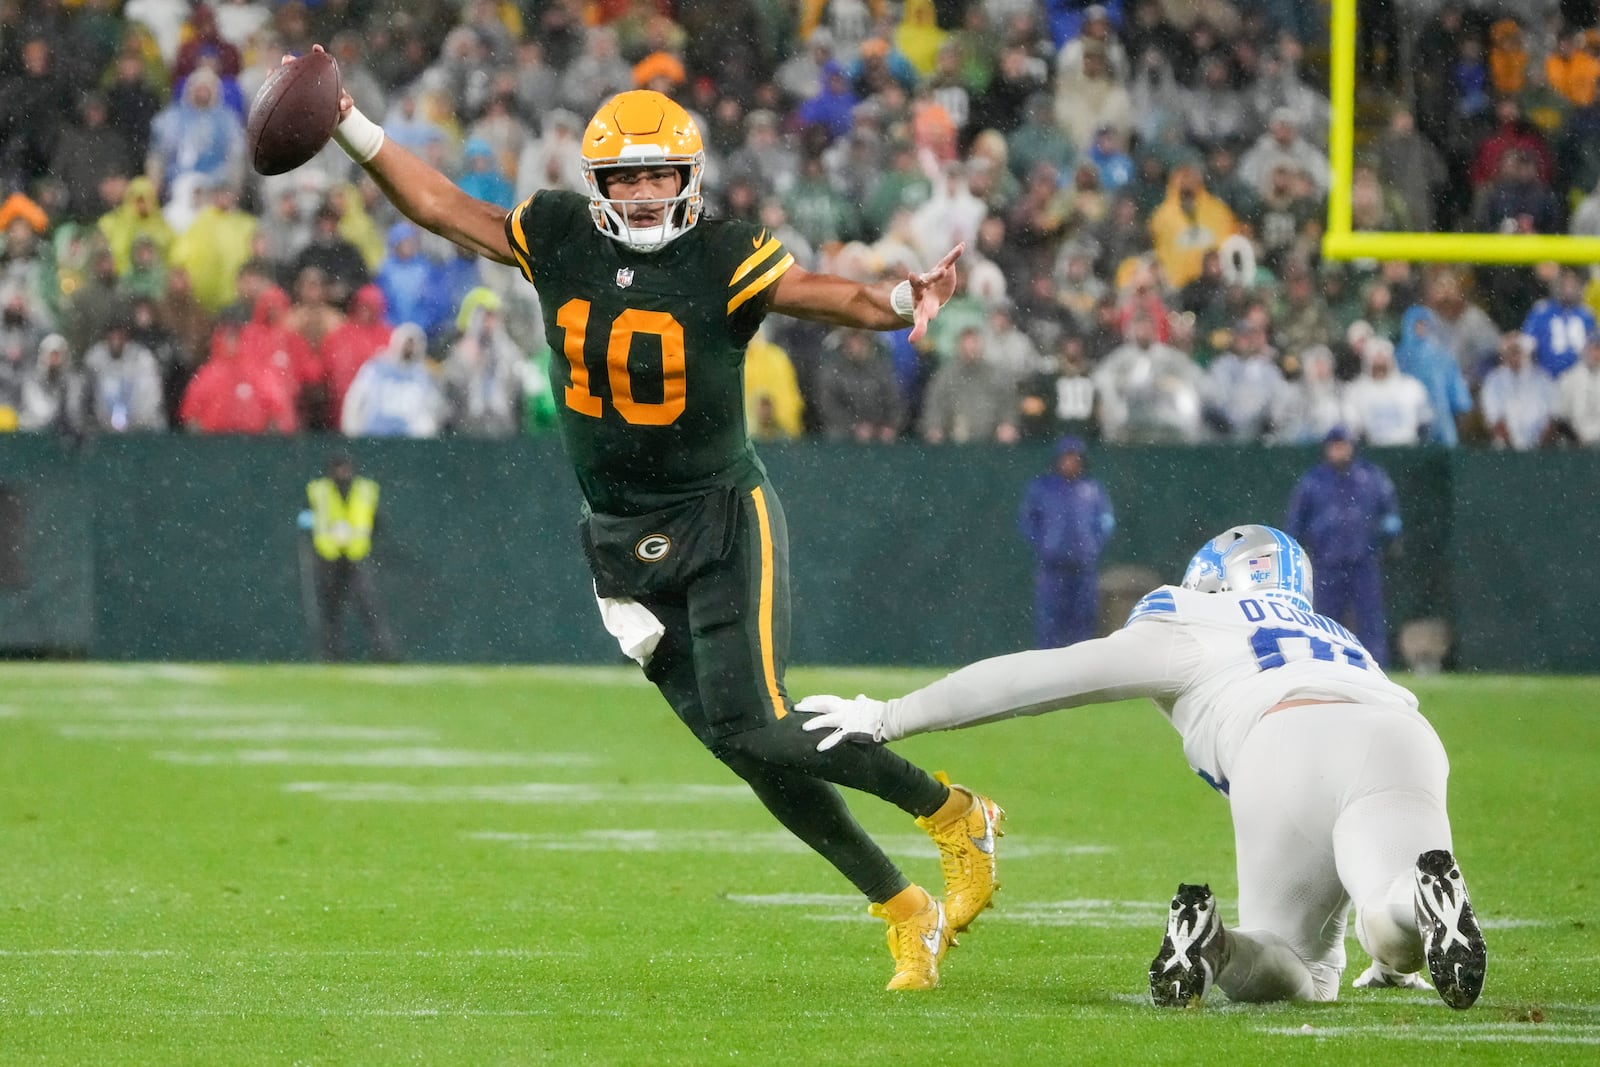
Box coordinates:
[1149,883,1225,1007]
[1414,849,1488,1009]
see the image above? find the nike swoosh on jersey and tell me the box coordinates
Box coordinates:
[752,229,767,249]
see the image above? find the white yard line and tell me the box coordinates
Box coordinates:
[284,781,751,804]
[1260,1023,1600,1045]
[155,748,596,768]
[470,828,1111,859]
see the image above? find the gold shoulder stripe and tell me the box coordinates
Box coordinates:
[730,237,784,288]
[727,253,794,315]
[506,197,536,282]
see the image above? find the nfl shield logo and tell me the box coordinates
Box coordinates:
[615,267,634,288]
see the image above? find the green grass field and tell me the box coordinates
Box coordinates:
[1,665,1596,1065]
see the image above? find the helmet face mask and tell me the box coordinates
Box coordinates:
[1182,524,1314,611]
[581,90,705,252]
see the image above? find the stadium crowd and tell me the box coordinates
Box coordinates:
[3,0,1600,450]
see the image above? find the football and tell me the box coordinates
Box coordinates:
[246,48,342,176]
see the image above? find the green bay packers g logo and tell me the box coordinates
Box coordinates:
[634,534,672,563]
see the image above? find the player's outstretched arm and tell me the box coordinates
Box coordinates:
[769,243,963,343]
[321,58,517,267]
[797,626,1183,750]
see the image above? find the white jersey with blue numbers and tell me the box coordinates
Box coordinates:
[879,585,1421,794]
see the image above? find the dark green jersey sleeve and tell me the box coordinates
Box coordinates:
[506,191,796,515]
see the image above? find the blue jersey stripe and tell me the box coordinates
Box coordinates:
[1125,591,1177,626]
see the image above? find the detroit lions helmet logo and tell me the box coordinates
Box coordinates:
[1181,542,1229,593]
[1182,525,1314,609]
[634,534,671,562]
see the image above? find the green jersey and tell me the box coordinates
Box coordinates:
[504,190,794,515]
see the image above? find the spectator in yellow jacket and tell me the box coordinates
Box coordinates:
[743,324,804,440]
[1148,163,1238,290]
[168,179,257,312]
[1546,28,1600,107]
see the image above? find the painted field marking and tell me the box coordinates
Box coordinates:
[155,747,597,768]
[0,948,580,959]
[284,781,751,804]
[1261,1023,1600,1045]
[17,1007,608,1019]
[469,828,1111,859]
[57,723,439,742]
[91,703,309,721]
[726,892,1165,928]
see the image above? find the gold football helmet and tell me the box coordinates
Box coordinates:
[580,90,705,252]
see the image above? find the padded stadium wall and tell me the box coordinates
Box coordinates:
[0,435,1589,672]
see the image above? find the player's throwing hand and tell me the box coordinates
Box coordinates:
[905,243,964,343]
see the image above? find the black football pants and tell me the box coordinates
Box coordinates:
[637,483,949,903]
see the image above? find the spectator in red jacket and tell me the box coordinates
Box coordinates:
[1469,98,1552,188]
[239,286,318,421]
[319,284,391,422]
[179,308,297,433]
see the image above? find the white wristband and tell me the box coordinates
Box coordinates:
[333,105,385,164]
[889,279,916,322]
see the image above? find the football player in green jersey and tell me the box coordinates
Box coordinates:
[321,51,999,990]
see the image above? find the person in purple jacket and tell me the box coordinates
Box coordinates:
[1018,435,1116,648]
[1285,425,1403,666]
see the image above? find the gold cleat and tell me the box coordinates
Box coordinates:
[916,771,1005,933]
[869,884,950,991]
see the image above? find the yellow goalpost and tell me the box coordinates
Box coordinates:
[1321,0,1600,264]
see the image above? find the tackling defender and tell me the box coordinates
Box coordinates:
[318,57,1000,989]
[799,525,1487,1009]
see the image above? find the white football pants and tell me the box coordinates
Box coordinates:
[1218,701,1453,1002]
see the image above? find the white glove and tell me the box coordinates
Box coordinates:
[795,693,891,751]
[1351,961,1432,991]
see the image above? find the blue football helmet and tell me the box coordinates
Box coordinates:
[1181,525,1314,610]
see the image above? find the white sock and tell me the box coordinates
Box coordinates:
[1218,928,1330,1002]
[1356,873,1425,974]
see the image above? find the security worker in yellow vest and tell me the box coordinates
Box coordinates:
[305,453,397,661]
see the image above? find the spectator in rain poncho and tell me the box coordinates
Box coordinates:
[376,222,447,337]
[320,284,391,421]
[441,288,522,438]
[777,27,835,103]
[1204,319,1287,443]
[97,176,174,277]
[1480,332,1557,451]
[341,323,446,438]
[327,183,384,271]
[1270,344,1345,445]
[17,333,84,434]
[797,62,859,143]
[381,91,449,156]
[515,109,587,196]
[456,137,516,211]
[146,67,245,204]
[0,195,59,330]
[1094,311,1207,445]
[1396,305,1472,448]
[166,179,256,312]
[560,26,634,117]
[1342,337,1433,447]
[1555,335,1600,445]
[177,307,297,433]
[82,317,165,432]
